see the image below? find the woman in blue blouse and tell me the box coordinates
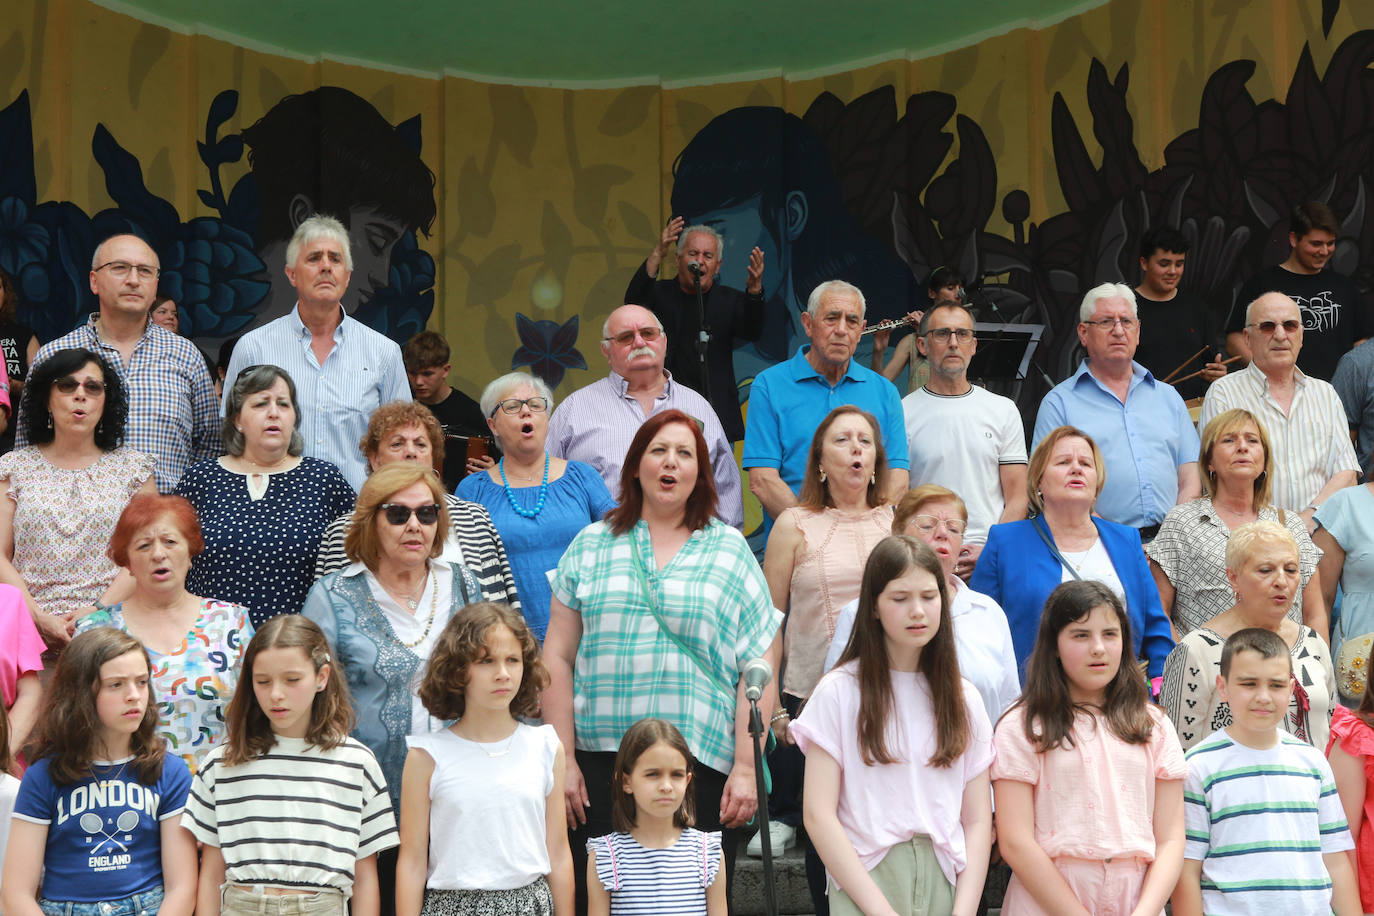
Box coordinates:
[456,372,615,640]
[969,425,1174,679]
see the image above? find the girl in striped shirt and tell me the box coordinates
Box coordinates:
[587,718,724,915]
[183,615,398,916]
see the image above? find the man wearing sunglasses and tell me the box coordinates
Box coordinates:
[1034,282,1201,542]
[1224,201,1369,380]
[546,303,742,528]
[1202,291,1359,523]
[624,220,765,442]
[16,234,219,491]
[902,302,1027,580]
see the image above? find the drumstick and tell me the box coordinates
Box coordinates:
[1161,346,1210,384]
[1170,354,1242,386]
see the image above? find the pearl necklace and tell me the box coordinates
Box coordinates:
[376,569,438,649]
[500,454,549,519]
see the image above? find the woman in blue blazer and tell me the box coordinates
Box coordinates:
[969,425,1175,679]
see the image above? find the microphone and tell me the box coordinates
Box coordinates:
[688,261,704,277]
[743,657,773,702]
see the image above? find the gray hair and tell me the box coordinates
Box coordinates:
[479,371,556,421]
[600,307,664,343]
[679,225,723,259]
[1078,282,1138,322]
[806,280,867,319]
[918,301,975,335]
[221,365,305,457]
[285,215,353,271]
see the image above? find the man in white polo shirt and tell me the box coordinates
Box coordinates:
[902,301,1026,579]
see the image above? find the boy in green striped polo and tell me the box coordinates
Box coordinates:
[1173,628,1360,915]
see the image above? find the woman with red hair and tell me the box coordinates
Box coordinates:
[542,409,782,911]
[75,493,253,773]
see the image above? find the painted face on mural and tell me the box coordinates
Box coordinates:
[345,205,407,311]
[693,196,782,299]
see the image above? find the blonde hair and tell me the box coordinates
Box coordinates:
[344,463,449,570]
[892,484,967,534]
[1199,409,1273,507]
[1224,519,1298,573]
[1026,426,1106,515]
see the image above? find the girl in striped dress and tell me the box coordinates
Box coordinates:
[587,718,724,915]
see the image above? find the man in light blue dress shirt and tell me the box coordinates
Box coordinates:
[1033,281,1201,538]
[223,215,411,489]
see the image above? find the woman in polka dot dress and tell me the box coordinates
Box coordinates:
[175,365,354,627]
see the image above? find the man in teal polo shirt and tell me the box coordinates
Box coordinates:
[743,280,909,539]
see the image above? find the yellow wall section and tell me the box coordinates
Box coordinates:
[4,0,1371,400]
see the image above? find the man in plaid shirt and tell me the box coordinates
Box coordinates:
[16,234,220,490]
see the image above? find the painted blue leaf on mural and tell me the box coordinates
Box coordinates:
[353,234,435,342]
[0,92,35,205]
[511,312,586,389]
[160,217,269,337]
[91,125,181,250]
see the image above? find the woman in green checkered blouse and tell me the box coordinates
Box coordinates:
[541,409,783,912]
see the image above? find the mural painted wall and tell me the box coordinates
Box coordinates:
[2,0,1372,530]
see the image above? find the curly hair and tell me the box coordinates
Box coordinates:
[21,349,129,451]
[418,602,548,721]
[30,629,165,785]
[222,616,355,765]
[357,401,445,468]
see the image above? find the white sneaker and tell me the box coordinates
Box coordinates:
[746,821,797,857]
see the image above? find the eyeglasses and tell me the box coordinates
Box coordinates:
[490,397,550,417]
[94,261,160,282]
[925,327,975,342]
[53,377,106,396]
[602,326,663,346]
[1081,316,1138,331]
[909,515,967,536]
[1246,319,1303,335]
[378,503,442,526]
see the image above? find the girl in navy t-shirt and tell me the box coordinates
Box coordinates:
[1,628,194,916]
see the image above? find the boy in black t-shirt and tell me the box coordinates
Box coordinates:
[402,331,493,490]
[1226,201,1371,380]
[1133,226,1228,400]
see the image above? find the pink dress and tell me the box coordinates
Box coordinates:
[0,446,155,618]
[992,705,1185,916]
[1327,705,1374,912]
[780,504,893,698]
[0,585,42,704]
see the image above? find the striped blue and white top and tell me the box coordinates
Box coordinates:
[1183,728,1353,914]
[182,736,398,894]
[588,828,721,915]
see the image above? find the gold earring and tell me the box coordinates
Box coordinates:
[818,466,826,483]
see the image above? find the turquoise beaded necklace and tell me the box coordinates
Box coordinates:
[499,453,549,519]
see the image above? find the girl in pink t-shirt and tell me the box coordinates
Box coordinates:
[992,580,1185,916]
[1327,641,1374,914]
[791,535,994,916]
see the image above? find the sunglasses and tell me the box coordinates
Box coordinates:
[54,377,106,396]
[378,503,442,526]
[1246,319,1302,335]
[602,326,663,346]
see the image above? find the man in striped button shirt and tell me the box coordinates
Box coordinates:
[222,215,411,490]
[1199,292,1359,528]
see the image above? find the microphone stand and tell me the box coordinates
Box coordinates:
[693,271,712,404]
[748,694,778,916]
